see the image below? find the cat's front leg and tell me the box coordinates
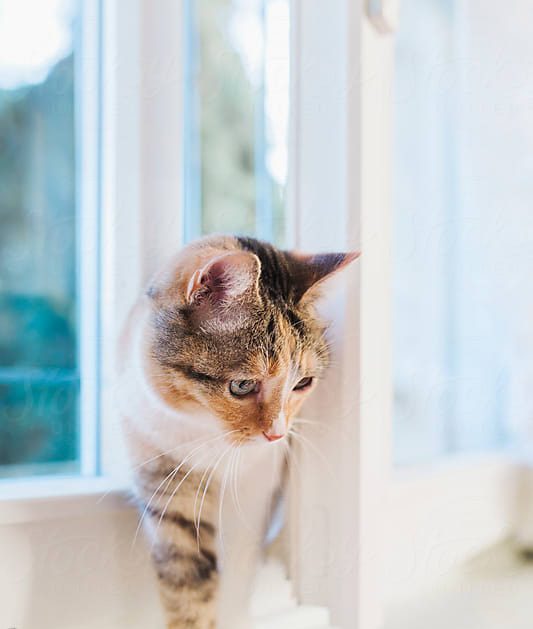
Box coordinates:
[136,463,220,629]
[151,533,218,629]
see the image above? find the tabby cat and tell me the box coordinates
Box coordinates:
[119,235,357,629]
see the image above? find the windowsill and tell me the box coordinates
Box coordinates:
[387,450,520,591]
[2,452,522,527]
[252,559,336,629]
[392,448,518,479]
[0,475,133,525]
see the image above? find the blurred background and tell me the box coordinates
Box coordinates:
[390,1,533,627]
[4,0,533,478]
[0,0,289,477]
[2,0,533,627]
[393,0,533,465]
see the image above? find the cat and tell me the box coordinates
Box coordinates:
[118,235,357,629]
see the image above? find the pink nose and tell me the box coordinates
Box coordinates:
[263,431,284,442]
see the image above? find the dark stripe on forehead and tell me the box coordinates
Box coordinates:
[286,308,306,338]
[266,313,276,339]
[236,236,294,304]
[264,312,281,360]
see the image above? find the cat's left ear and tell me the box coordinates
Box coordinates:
[287,250,360,302]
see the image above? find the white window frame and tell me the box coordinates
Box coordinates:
[289,1,525,627]
[288,2,392,626]
[0,1,528,628]
[0,0,109,506]
[0,0,184,509]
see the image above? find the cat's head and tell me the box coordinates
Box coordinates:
[146,235,358,445]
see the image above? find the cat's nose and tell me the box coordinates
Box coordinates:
[263,415,287,442]
[263,431,284,442]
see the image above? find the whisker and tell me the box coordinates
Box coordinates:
[133,438,208,471]
[131,463,184,549]
[96,433,222,507]
[193,440,236,536]
[231,442,250,530]
[195,443,234,549]
[283,437,301,480]
[193,457,218,535]
[135,429,239,471]
[153,450,212,544]
[217,448,234,553]
[132,430,238,546]
[289,429,335,480]
[292,418,333,434]
[132,438,216,548]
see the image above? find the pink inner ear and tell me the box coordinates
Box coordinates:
[186,268,206,304]
[186,251,260,306]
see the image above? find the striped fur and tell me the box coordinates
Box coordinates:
[136,457,218,628]
[119,236,357,628]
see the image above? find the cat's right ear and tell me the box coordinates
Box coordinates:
[185,251,261,307]
[184,251,262,330]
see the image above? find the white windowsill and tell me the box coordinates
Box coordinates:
[0,475,132,525]
[0,451,519,527]
[0,481,337,629]
[392,449,517,480]
[252,560,336,629]
[386,450,521,596]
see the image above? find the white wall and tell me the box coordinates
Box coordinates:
[0,507,163,629]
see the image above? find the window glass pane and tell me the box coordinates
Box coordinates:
[393,0,533,464]
[184,0,290,246]
[0,0,80,478]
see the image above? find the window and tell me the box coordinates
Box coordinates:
[2,4,530,628]
[0,0,99,479]
[184,0,290,245]
[0,0,400,629]
[393,0,533,464]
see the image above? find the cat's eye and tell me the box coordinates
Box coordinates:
[229,379,258,397]
[293,377,313,391]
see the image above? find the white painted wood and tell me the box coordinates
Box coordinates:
[0,0,185,499]
[139,0,185,274]
[99,0,143,480]
[289,1,393,628]
[0,520,330,629]
[384,541,533,629]
[0,479,131,525]
[252,560,336,628]
[99,0,185,481]
[366,0,399,34]
[78,0,101,477]
[1,3,530,628]
[510,462,533,550]
[289,3,522,626]
[386,454,519,599]
[357,13,394,629]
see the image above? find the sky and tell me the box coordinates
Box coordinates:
[0,0,74,89]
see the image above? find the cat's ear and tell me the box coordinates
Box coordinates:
[185,251,261,327]
[287,250,359,302]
